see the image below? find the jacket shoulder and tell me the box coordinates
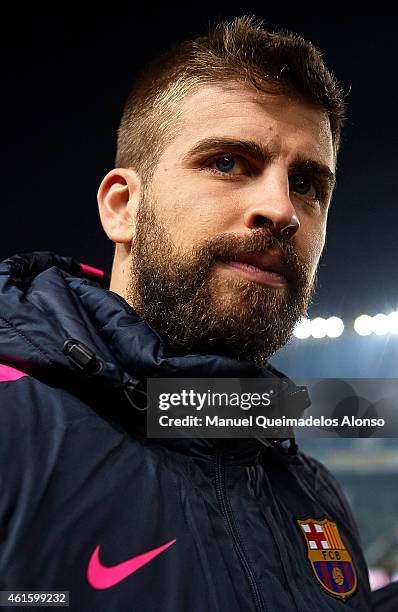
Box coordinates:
[0,365,92,422]
[0,364,29,383]
[296,450,360,535]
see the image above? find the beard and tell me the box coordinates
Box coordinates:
[125,189,317,366]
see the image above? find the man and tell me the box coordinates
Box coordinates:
[0,15,379,611]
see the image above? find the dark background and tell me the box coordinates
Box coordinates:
[2,9,397,321]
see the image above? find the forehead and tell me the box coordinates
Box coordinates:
[170,83,334,169]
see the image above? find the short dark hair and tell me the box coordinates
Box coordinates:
[116,15,345,178]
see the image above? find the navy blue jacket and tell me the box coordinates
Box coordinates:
[0,252,374,611]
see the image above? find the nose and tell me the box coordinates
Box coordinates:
[243,171,300,239]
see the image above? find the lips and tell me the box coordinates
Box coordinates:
[222,251,289,281]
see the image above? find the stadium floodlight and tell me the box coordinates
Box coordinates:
[326,316,344,338]
[310,317,327,339]
[293,317,312,339]
[293,312,398,338]
[354,314,373,336]
[372,313,389,335]
[387,311,398,334]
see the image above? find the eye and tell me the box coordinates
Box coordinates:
[289,174,318,199]
[210,154,248,176]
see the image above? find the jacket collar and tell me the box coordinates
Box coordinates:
[0,251,310,462]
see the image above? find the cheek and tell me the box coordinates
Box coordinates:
[297,223,326,270]
[153,184,238,250]
[166,205,220,250]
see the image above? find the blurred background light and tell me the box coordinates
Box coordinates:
[372,313,389,336]
[310,317,327,339]
[293,317,312,339]
[293,313,398,339]
[325,316,344,338]
[354,314,373,336]
[387,311,398,334]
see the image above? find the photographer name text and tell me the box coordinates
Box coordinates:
[157,414,386,429]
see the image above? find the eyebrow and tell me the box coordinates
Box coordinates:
[182,137,336,189]
[289,156,336,189]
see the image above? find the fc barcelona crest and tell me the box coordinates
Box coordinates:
[297,518,357,599]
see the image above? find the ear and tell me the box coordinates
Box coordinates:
[97,168,141,243]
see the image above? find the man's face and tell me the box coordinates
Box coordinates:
[126,84,335,364]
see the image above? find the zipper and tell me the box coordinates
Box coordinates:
[213,450,265,612]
